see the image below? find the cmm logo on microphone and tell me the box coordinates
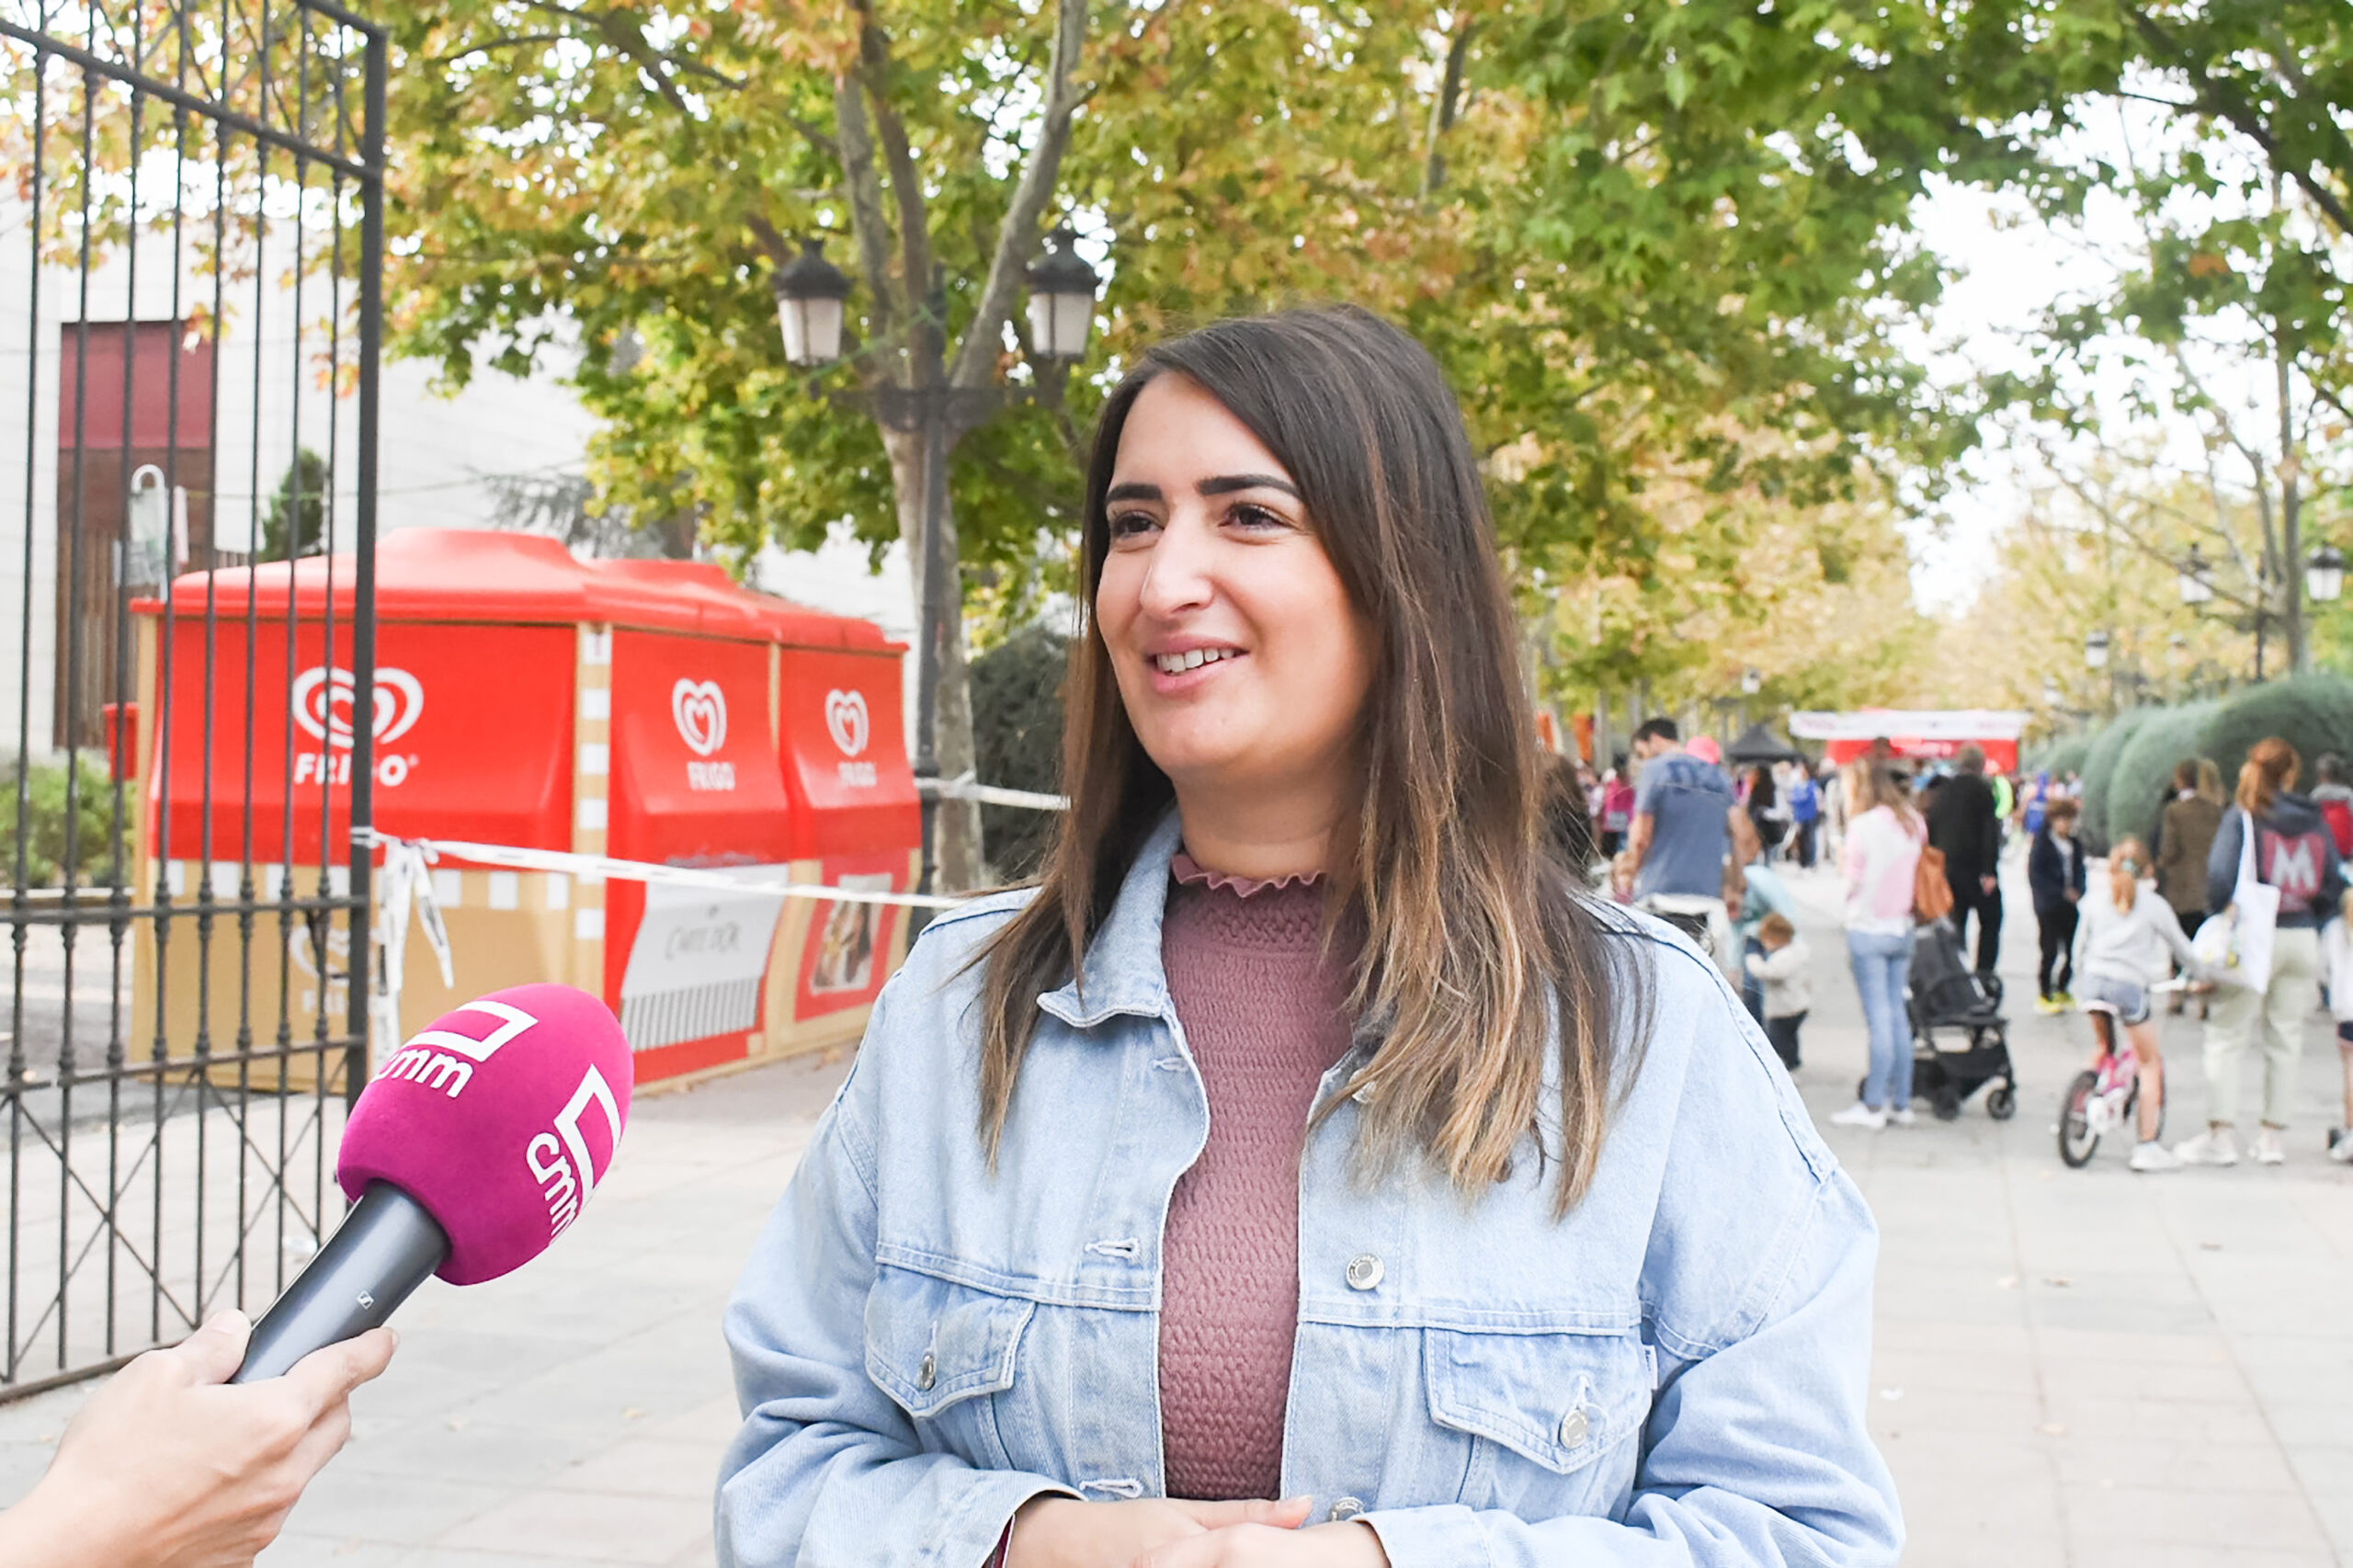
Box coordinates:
[292,665,425,788]
[672,679,735,792]
[826,689,877,788]
[526,1067,624,1240]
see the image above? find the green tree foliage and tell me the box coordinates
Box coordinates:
[2198,674,2353,792]
[261,449,328,562]
[968,625,1069,881]
[2080,710,2156,853]
[2108,700,2219,856]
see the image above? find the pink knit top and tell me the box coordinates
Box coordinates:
[1157,852,1355,1502]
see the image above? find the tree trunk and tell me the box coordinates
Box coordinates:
[881,426,985,891]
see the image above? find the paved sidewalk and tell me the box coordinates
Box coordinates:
[0,852,2347,1565]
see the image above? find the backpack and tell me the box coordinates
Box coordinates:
[2322,797,2353,860]
[1913,845,1953,923]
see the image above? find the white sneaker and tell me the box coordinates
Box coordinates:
[2175,1128,2240,1166]
[2255,1127,2287,1165]
[2129,1141,2183,1173]
[1830,1103,1888,1130]
[2329,1129,2353,1164]
[1886,1107,1917,1127]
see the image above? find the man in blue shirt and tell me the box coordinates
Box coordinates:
[1614,718,1761,911]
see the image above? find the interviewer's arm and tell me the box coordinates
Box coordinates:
[0,1310,393,1568]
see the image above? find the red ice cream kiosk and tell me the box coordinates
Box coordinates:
[126,530,920,1086]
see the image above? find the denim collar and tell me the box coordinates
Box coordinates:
[1036,810,1187,1030]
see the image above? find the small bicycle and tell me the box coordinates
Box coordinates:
[2056,980,2184,1167]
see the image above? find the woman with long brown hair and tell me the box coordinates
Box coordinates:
[2178,737,2347,1167]
[716,309,1896,1567]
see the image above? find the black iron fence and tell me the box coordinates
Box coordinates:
[0,0,381,1397]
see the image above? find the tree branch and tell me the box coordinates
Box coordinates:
[857,23,936,369]
[830,71,903,357]
[949,0,1089,395]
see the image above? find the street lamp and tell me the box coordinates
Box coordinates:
[2307,543,2346,606]
[2084,630,2110,670]
[1024,228,1100,362]
[2177,545,2214,606]
[1739,666,1762,696]
[773,239,852,368]
[771,224,1106,897]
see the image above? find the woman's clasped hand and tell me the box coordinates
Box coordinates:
[1008,1496,1387,1568]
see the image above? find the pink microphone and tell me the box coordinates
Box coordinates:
[233,983,632,1381]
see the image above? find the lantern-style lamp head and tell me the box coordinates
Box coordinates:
[2178,545,2214,607]
[775,239,851,367]
[2307,543,2346,605]
[1739,666,1762,696]
[1025,227,1100,362]
[2085,630,2111,670]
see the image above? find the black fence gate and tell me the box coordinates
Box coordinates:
[0,0,381,1397]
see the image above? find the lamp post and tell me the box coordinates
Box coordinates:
[777,229,1104,896]
[2307,544,2345,608]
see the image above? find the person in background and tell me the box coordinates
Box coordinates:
[1989,769,2015,850]
[1542,752,1597,879]
[2319,887,2353,1164]
[2029,798,2087,1013]
[1599,754,1635,858]
[1723,857,1796,1020]
[2312,752,2353,859]
[2020,769,2049,838]
[0,1311,395,1568]
[1746,910,1812,1070]
[1611,718,1763,939]
[2072,836,2202,1173]
[1833,757,1927,1129]
[2178,737,2348,1168]
[2154,757,2223,940]
[1925,744,2005,980]
[1787,761,1822,869]
[1745,763,1785,866]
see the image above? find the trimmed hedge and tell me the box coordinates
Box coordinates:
[2197,673,2353,795]
[2080,710,2155,854]
[969,625,1070,881]
[2106,700,2219,856]
[2032,733,2094,784]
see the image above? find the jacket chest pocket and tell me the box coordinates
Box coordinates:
[865,1266,1034,1472]
[1423,1327,1653,1521]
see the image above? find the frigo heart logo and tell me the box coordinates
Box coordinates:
[292,665,424,750]
[670,680,728,757]
[824,689,870,758]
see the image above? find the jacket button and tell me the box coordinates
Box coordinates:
[1559,1406,1590,1448]
[1328,1496,1365,1522]
[1344,1254,1384,1290]
[916,1351,937,1391]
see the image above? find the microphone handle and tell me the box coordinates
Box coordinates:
[231,1182,449,1383]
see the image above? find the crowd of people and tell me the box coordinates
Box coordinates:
[1553,722,2353,1170]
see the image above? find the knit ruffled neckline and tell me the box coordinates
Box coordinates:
[1169,850,1325,898]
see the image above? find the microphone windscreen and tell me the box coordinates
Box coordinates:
[337,983,632,1286]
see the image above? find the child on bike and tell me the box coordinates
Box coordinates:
[1745,911,1812,1071]
[2075,836,2203,1171]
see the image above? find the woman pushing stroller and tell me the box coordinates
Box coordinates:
[2074,836,2207,1172]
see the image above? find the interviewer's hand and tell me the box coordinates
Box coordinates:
[1008,1495,1314,1568]
[0,1309,395,1568]
[1131,1520,1391,1568]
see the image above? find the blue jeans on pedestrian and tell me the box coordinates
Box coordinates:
[1847,927,1914,1110]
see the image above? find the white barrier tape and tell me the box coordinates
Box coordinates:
[915,772,1069,812]
[354,830,966,910]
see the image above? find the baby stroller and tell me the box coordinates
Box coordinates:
[1859,918,2018,1120]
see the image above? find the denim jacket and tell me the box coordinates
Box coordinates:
[718,814,1901,1567]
